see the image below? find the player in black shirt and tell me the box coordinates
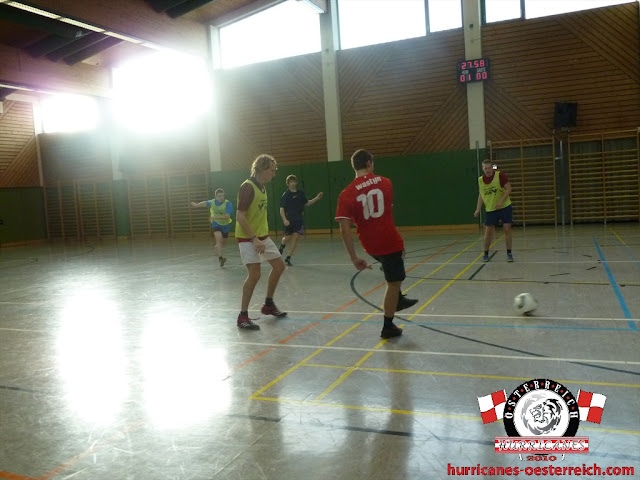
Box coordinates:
[278,175,323,266]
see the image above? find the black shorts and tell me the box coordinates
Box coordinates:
[212,226,230,238]
[371,250,406,283]
[284,221,304,236]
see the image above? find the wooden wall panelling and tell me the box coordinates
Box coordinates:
[216,53,326,169]
[39,132,111,183]
[168,173,210,235]
[0,100,39,187]
[483,3,640,140]
[338,31,467,157]
[489,138,556,225]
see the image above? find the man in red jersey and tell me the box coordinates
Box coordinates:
[335,149,418,339]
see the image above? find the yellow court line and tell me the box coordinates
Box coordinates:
[253,396,640,436]
[401,236,486,296]
[250,316,376,399]
[315,323,406,401]
[301,364,640,389]
[255,395,480,422]
[249,349,325,399]
[314,238,492,401]
[249,238,482,400]
[609,227,628,246]
[409,239,501,318]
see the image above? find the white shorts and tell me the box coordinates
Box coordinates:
[238,237,282,265]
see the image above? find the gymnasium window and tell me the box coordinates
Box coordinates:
[427,0,462,33]
[484,0,522,23]
[41,94,100,134]
[219,0,321,69]
[524,0,634,19]
[112,51,211,133]
[338,0,426,49]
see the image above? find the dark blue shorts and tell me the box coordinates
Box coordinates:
[284,221,304,236]
[212,224,231,238]
[485,205,513,227]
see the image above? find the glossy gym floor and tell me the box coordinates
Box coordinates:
[0,224,638,479]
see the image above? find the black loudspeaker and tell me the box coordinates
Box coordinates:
[554,102,578,129]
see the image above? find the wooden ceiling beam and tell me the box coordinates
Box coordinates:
[26,0,208,57]
[0,44,111,97]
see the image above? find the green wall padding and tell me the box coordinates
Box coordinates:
[0,188,47,245]
[207,149,480,234]
[1,149,482,243]
[113,179,130,237]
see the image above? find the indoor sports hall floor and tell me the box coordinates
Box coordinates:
[0,224,638,480]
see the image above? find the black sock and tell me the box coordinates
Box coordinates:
[286,256,291,261]
[265,297,274,307]
[219,256,223,259]
[239,310,248,318]
[383,316,394,327]
[484,251,489,255]
[507,249,512,254]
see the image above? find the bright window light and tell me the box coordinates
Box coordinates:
[428,0,462,32]
[220,0,321,69]
[339,0,426,49]
[525,0,633,19]
[41,94,99,133]
[485,0,522,23]
[113,51,211,133]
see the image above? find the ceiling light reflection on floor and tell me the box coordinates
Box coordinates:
[141,316,231,429]
[57,291,129,425]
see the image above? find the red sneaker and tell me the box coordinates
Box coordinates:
[261,304,287,318]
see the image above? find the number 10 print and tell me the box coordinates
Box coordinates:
[356,189,385,219]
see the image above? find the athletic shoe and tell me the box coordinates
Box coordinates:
[261,304,288,317]
[237,314,260,330]
[278,244,285,255]
[507,253,514,262]
[381,324,403,339]
[219,257,227,267]
[482,253,490,262]
[285,258,292,266]
[397,294,418,312]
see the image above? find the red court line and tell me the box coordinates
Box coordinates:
[235,239,459,373]
[0,472,38,480]
[26,240,460,480]
[36,421,145,480]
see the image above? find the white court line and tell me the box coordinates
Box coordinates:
[227,341,640,366]
[0,327,47,333]
[207,307,639,323]
[1,328,636,365]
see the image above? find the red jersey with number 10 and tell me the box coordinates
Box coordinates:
[335,173,404,256]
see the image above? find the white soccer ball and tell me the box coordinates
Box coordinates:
[513,293,538,315]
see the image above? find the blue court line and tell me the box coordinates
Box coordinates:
[269,316,636,333]
[593,238,636,330]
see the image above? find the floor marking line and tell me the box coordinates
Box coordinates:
[301,364,640,388]
[593,237,636,330]
[226,340,640,367]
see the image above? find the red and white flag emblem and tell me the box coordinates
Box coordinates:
[478,390,507,424]
[577,390,606,423]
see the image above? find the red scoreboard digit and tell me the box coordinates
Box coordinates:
[457,58,490,83]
